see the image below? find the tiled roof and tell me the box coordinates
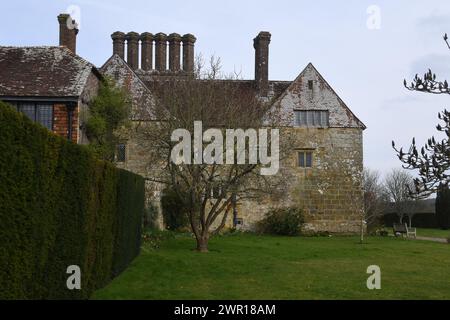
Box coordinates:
[141,77,291,101]
[0,46,99,98]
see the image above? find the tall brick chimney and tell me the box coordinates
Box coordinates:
[126,32,140,70]
[140,32,153,71]
[111,31,126,59]
[182,34,196,73]
[57,13,78,54]
[254,31,271,97]
[155,33,167,72]
[168,33,181,72]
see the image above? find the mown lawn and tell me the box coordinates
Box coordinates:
[385,227,450,239]
[92,233,450,300]
[415,228,450,239]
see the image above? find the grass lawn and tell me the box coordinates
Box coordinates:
[385,227,450,239]
[415,228,450,239]
[92,233,450,300]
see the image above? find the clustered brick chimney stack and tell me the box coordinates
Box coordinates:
[57,13,79,54]
[254,31,271,97]
[111,31,196,74]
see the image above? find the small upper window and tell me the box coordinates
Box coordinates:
[308,80,314,90]
[298,151,313,168]
[116,143,126,162]
[294,110,329,128]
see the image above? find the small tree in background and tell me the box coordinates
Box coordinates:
[435,184,450,230]
[384,169,418,227]
[84,77,131,161]
[363,168,387,231]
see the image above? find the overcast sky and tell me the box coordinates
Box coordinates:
[2,0,450,178]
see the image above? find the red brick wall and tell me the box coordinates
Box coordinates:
[53,104,78,143]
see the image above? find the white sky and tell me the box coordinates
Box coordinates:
[2,0,450,178]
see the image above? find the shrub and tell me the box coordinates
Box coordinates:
[84,77,131,161]
[257,207,304,236]
[302,231,331,237]
[0,102,144,299]
[161,187,189,231]
[142,229,176,249]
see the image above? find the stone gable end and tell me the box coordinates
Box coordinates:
[274,63,365,129]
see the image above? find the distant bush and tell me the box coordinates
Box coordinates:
[374,229,389,237]
[142,229,176,249]
[302,230,331,237]
[0,102,144,299]
[161,187,189,231]
[257,207,304,236]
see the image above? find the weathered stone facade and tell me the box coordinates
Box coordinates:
[101,31,366,234]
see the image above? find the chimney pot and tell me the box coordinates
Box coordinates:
[168,33,182,72]
[155,33,168,72]
[57,13,78,54]
[125,32,140,70]
[182,34,196,73]
[111,31,126,59]
[140,32,154,71]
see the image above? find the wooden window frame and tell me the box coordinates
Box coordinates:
[297,150,313,168]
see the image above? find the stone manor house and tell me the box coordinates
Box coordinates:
[0,14,366,233]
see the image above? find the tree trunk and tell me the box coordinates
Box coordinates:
[196,233,209,253]
[360,216,364,244]
[408,214,414,228]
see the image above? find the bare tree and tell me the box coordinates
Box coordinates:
[363,168,387,230]
[136,57,293,252]
[383,169,418,227]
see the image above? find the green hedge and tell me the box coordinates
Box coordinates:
[0,102,144,299]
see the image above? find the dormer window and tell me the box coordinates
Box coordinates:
[294,110,329,127]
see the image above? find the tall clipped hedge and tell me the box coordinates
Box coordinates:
[0,102,144,299]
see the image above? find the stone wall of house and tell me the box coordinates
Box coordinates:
[117,124,364,234]
[235,127,364,233]
[101,55,163,228]
[114,122,166,229]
